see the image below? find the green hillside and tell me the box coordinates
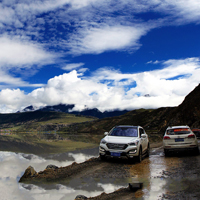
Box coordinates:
[0,110,95,132]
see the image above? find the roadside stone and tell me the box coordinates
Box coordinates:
[74,195,87,199]
[45,164,58,170]
[19,166,37,182]
[129,183,143,191]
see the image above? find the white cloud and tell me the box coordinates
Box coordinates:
[154,0,200,24]
[0,36,54,67]
[0,35,55,89]
[0,57,200,113]
[68,25,149,55]
[62,63,85,71]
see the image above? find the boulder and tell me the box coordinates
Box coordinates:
[129,182,143,191]
[74,195,87,200]
[19,166,37,182]
[45,164,58,170]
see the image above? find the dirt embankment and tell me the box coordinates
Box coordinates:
[19,157,143,200]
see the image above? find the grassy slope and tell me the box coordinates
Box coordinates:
[0,111,95,132]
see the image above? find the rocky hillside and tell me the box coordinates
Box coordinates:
[166,83,200,128]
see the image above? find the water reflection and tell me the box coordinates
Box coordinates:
[0,149,127,200]
[0,148,176,200]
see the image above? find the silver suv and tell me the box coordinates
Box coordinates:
[99,125,149,162]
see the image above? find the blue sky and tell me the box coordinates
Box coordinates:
[0,0,200,113]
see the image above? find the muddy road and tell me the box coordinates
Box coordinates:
[20,141,200,200]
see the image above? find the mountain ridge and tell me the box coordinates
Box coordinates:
[22,104,129,119]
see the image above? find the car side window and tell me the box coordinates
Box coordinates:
[139,128,144,138]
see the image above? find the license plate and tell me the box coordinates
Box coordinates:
[175,138,184,142]
[111,152,121,157]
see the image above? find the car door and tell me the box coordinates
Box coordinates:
[139,128,147,152]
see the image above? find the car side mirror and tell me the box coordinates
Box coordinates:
[141,134,146,138]
[104,132,108,135]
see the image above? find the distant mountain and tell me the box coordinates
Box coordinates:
[38,104,74,113]
[22,105,35,112]
[22,104,129,119]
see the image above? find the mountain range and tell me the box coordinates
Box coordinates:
[22,104,129,119]
[1,83,200,136]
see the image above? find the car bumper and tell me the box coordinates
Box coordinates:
[164,145,198,152]
[99,145,139,158]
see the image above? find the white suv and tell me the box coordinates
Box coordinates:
[163,125,199,156]
[99,125,149,162]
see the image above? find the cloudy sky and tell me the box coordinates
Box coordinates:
[0,0,200,113]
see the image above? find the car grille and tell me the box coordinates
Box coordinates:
[106,143,128,150]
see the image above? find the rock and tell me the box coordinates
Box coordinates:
[46,164,58,170]
[19,166,37,182]
[74,195,87,199]
[129,182,143,191]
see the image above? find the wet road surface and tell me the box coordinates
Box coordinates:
[70,142,200,199]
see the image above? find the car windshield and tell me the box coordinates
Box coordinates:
[109,127,138,137]
[167,128,191,135]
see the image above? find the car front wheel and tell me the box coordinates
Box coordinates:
[137,148,142,163]
[146,144,150,157]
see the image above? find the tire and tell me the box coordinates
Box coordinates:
[146,144,150,157]
[137,148,142,163]
[194,147,199,155]
[164,149,169,157]
[128,158,135,164]
[99,154,106,161]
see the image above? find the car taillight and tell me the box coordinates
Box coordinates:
[188,134,195,139]
[164,136,171,140]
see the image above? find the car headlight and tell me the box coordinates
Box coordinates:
[100,139,107,144]
[128,140,139,146]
